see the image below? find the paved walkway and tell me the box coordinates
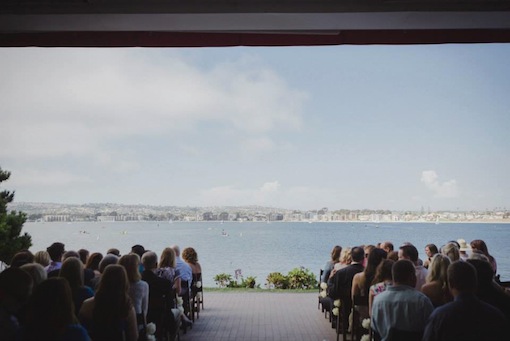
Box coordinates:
[179,291,342,341]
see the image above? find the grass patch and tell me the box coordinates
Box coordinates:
[203,287,318,293]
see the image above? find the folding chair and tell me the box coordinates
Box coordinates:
[191,273,203,321]
[351,294,369,341]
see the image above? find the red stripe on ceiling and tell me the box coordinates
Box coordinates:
[1,30,510,47]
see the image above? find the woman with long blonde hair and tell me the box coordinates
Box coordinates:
[119,253,149,328]
[156,247,181,294]
[421,253,452,307]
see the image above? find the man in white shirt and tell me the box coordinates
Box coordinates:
[171,245,192,292]
[372,260,434,341]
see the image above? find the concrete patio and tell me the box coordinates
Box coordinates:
[180,291,342,341]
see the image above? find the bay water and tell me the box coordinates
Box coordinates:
[22,221,510,287]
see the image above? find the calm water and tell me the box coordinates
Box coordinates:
[22,221,510,287]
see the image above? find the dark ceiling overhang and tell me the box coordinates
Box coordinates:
[1,1,510,47]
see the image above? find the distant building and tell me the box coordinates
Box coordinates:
[203,212,214,221]
[97,215,116,222]
[44,215,70,222]
[219,212,229,221]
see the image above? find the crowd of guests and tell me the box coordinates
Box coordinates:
[319,239,509,341]
[0,242,203,341]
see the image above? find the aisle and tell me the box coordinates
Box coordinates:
[180,291,340,341]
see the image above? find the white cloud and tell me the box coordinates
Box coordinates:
[260,181,281,193]
[420,170,459,198]
[0,49,306,159]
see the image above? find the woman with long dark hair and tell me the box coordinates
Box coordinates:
[59,257,93,315]
[470,239,497,274]
[423,243,439,269]
[79,265,138,341]
[22,277,89,341]
[368,259,394,316]
[351,248,387,319]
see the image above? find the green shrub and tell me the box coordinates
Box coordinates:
[287,267,317,289]
[214,273,232,288]
[266,272,289,289]
[243,276,257,288]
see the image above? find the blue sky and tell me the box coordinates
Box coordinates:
[1,44,509,211]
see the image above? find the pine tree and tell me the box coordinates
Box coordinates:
[0,167,32,265]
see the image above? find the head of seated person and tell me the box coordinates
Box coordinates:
[351,246,365,263]
[392,259,417,288]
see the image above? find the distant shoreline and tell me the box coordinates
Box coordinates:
[25,219,510,224]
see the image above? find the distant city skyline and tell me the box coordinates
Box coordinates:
[1,44,509,211]
[9,201,509,224]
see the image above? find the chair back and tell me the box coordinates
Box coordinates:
[351,295,369,341]
[387,327,423,341]
[192,273,203,295]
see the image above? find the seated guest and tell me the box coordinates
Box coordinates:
[470,239,497,274]
[423,244,439,269]
[78,249,89,265]
[332,247,352,272]
[63,251,95,289]
[85,253,103,278]
[363,245,376,267]
[10,250,34,268]
[131,245,146,273]
[63,250,80,261]
[441,242,460,263]
[59,257,94,315]
[46,242,66,276]
[171,245,192,295]
[423,261,507,341]
[326,246,365,329]
[21,278,89,341]
[157,248,192,326]
[20,263,47,289]
[33,251,50,268]
[0,268,33,341]
[421,254,452,307]
[157,248,181,293]
[182,247,203,275]
[107,248,121,257]
[352,248,387,319]
[457,239,471,261]
[387,251,399,262]
[372,260,434,341]
[380,241,394,254]
[141,252,181,336]
[79,265,138,341]
[90,253,119,290]
[368,259,394,316]
[321,245,342,283]
[467,259,510,321]
[398,244,427,290]
[119,254,149,328]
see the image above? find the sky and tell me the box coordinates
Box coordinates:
[1,44,509,211]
